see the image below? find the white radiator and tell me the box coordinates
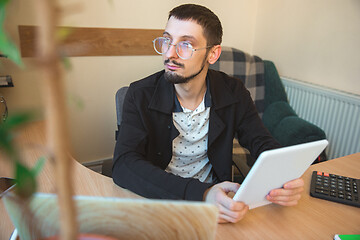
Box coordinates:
[281,77,360,160]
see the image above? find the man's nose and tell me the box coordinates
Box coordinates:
[165,44,178,59]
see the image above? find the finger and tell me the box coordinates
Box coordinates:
[217,202,248,220]
[219,181,241,193]
[284,178,304,189]
[219,196,248,212]
[217,207,248,224]
[269,186,304,197]
[218,213,239,223]
[267,192,301,203]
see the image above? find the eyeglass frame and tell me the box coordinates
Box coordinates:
[152,37,214,60]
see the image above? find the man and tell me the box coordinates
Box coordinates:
[113,4,304,223]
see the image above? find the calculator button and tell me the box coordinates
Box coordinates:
[317,171,323,176]
[316,189,329,195]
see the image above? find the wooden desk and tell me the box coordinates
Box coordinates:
[216,153,360,239]
[0,121,140,240]
[1,121,359,239]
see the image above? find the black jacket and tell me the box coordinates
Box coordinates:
[112,69,280,201]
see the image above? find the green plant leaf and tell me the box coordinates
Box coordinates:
[14,161,37,199]
[0,123,17,160]
[0,7,23,66]
[0,129,16,156]
[0,3,6,27]
[0,0,11,11]
[0,112,34,161]
[61,56,72,70]
[32,156,46,177]
[2,111,34,129]
[56,27,73,42]
[68,93,85,111]
[0,29,23,66]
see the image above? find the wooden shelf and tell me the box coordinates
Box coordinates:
[18,25,163,57]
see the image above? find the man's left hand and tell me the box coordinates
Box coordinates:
[266,178,304,206]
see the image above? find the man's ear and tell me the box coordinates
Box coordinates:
[208,45,222,64]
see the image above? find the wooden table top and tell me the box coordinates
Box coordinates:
[1,121,359,239]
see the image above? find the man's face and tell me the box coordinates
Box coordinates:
[163,17,209,84]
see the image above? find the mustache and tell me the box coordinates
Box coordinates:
[164,59,184,68]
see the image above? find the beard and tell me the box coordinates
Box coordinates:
[164,58,207,84]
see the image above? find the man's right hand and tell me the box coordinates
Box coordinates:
[204,181,249,223]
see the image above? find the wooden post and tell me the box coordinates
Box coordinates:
[35,0,78,239]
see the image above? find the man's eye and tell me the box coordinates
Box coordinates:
[163,38,171,43]
[179,42,192,48]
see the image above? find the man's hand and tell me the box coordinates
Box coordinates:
[266,178,304,206]
[204,181,249,224]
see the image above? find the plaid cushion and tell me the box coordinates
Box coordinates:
[209,47,265,118]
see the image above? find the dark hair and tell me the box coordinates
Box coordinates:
[168,4,223,46]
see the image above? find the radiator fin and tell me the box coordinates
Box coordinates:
[281,78,360,159]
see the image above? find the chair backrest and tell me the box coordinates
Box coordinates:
[209,46,265,117]
[115,86,129,140]
[102,86,129,178]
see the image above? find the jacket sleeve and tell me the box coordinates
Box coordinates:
[112,85,213,201]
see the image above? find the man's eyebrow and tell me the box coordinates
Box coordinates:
[163,31,197,41]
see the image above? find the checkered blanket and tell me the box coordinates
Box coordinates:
[209,46,265,118]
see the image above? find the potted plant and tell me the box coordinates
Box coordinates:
[0,0,116,239]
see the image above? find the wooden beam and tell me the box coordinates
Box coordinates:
[18,25,164,57]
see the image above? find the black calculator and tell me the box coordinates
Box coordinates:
[310,171,359,208]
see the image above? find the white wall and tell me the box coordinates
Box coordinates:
[3,0,359,164]
[252,0,360,95]
[2,0,258,163]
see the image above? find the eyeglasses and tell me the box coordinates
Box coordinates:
[152,37,213,60]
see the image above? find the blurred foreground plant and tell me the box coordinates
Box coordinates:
[0,112,45,199]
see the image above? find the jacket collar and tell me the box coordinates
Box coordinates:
[207,69,241,110]
[148,69,240,114]
[148,71,175,114]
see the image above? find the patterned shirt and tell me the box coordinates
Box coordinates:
[165,86,214,183]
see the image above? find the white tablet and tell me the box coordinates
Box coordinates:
[233,139,328,209]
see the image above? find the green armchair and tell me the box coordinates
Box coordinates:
[210,47,326,179]
[262,60,326,147]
